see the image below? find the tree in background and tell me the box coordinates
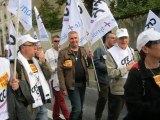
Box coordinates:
[109,0,160,19]
[84,0,93,15]
[36,0,160,31]
[55,0,66,6]
[37,0,63,32]
[37,0,93,31]
[54,0,93,15]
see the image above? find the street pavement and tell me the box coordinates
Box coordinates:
[46,86,127,120]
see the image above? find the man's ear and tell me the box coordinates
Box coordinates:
[141,46,148,54]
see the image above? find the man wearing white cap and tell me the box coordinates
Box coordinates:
[9,34,52,120]
[124,28,160,120]
[106,28,135,120]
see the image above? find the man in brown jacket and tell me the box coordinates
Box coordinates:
[58,31,92,120]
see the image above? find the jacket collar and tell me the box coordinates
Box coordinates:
[67,46,73,55]
[67,46,85,56]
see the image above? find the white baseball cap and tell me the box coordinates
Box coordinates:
[18,34,39,47]
[136,28,160,51]
[116,28,129,38]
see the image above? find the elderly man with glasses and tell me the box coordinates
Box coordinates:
[9,34,52,120]
[106,28,135,120]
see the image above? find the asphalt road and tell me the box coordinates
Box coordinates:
[46,86,127,120]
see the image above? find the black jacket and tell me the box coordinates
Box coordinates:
[124,60,160,120]
[8,61,35,120]
[8,59,51,120]
[93,45,109,85]
[8,80,34,120]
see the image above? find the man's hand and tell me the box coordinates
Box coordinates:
[62,90,67,96]
[127,61,136,71]
[88,50,93,58]
[10,78,19,91]
[36,51,46,62]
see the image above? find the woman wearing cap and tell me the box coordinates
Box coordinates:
[124,28,160,120]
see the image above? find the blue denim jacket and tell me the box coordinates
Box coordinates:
[93,45,110,85]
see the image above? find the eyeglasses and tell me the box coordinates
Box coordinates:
[119,36,128,40]
[23,44,35,47]
[53,40,60,43]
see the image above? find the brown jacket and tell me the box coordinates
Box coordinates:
[58,46,90,91]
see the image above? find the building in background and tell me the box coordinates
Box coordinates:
[0,0,62,54]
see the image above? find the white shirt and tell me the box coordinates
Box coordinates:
[108,44,134,78]
[45,48,60,91]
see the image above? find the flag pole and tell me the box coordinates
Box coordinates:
[0,6,5,56]
[13,0,20,77]
[86,41,101,92]
[76,1,101,91]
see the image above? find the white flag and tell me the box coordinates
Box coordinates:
[89,0,118,45]
[7,0,32,31]
[0,0,3,4]
[60,0,91,46]
[34,6,49,41]
[8,21,16,60]
[33,31,39,40]
[145,10,160,32]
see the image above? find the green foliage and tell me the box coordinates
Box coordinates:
[55,0,93,15]
[36,0,160,31]
[56,0,66,6]
[37,0,92,31]
[38,1,63,31]
[109,0,160,19]
[84,0,93,15]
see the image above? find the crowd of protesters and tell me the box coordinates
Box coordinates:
[1,28,160,120]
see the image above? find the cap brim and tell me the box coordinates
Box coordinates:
[27,38,40,43]
[117,34,129,38]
